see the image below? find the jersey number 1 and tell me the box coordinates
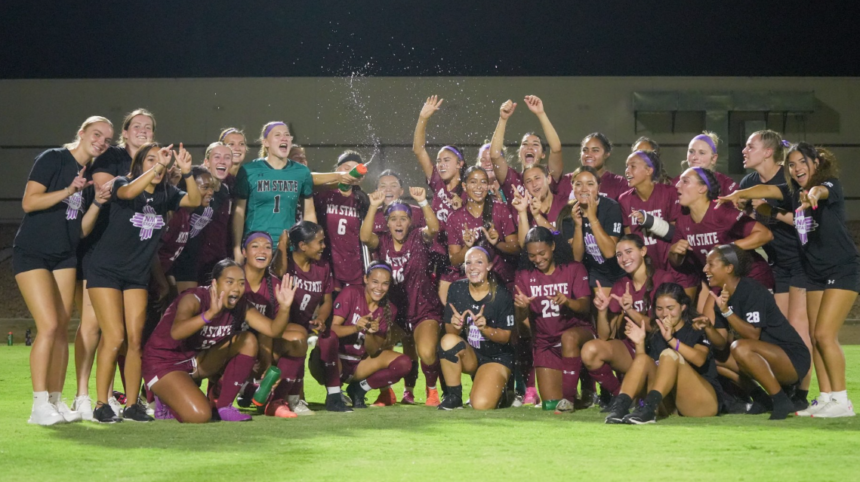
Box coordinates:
[273,195,281,214]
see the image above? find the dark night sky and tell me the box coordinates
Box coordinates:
[3,1,859,78]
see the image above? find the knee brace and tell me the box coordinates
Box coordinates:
[438,341,467,363]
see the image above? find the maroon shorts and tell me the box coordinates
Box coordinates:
[142,353,196,390]
[621,338,636,359]
[533,324,596,371]
[339,355,361,383]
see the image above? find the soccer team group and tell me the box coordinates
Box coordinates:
[14,94,858,426]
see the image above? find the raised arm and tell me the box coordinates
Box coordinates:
[717,184,785,209]
[524,95,563,182]
[490,100,517,186]
[412,96,443,180]
[303,196,317,224]
[232,198,247,264]
[174,145,201,208]
[734,221,773,251]
[410,187,439,243]
[244,274,298,338]
[117,145,173,201]
[359,190,385,250]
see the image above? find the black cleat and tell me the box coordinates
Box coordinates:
[769,391,795,421]
[598,389,613,412]
[438,394,463,411]
[623,403,657,424]
[325,392,353,412]
[93,403,122,424]
[346,382,368,409]
[123,402,154,422]
[604,395,632,424]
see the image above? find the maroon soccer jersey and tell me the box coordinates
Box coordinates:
[428,168,462,256]
[376,229,443,332]
[157,209,191,274]
[672,171,737,197]
[447,202,518,284]
[618,183,681,269]
[287,257,334,329]
[608,269,676,314]
[143,286,246,362]
[332,285,396,360]
[514,262,591,346]
[315,189,365,288]
[672,202,773,288]
[525,192,570,228]
[499,169,526,205]
[244,273,281,319]
[373,204,426,235]
[553,169,628,202]
[197,179,232,284]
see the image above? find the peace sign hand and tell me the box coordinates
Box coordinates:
[610,282,634,312]
[355,313,373,331]
[708,285,730,314]
[419,95,443,120]
[511,189,529,214]
[173,143,193,174]
[655,317,674,342]
[94,178,113,204]
[550,291,569,308]
[449,304,466,330]
[514,286,534,309]
[481,225,499,246]
[593,281,611,311]
[692,315,713,331]
[450,193,463,210]
[67,165,92,195]
[472,305,487,329]
[623,316,646,345]
[367,317,381,334]
[157,144,174,168]
[462,226,476,248]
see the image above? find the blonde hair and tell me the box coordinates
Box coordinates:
[258,121,288,158]
[752,129,786,164]
[64,116,113,150]
[119,108,156,147]
[219,127,245,143]
[205,141,228,160]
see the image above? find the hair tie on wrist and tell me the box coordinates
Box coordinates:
[201,312,211,324]
[182,171,193,179]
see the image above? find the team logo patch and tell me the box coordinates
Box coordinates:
[190,206,214,238]
[130,205,166,240]
[62,191,84,220]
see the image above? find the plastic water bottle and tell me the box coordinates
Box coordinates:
[7,332,12,346]
[338,164,367,191]
[252,366,282,407]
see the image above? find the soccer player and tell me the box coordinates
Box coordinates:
[510,165,568,245]
[143,260,296,423]
[603,283,722,424]
[569,132,628,201]
[704,245,810,420]
[219,127,248,177]
[672,132,737,196]
[513,227,592,412]
[361,188,443,406]
[438,247,516,410]
[88,143,200,423]
[372,169,426,234]
[195,142,235,286]
[15,116,113,424]
[232,121,315,262]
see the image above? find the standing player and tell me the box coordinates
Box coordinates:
[15,116,113,424]
[143,260,297,423]
[372,170,426,234]
[603,283,722,424]
[88,143,200,423]
[513,227,592,413]
[412,95,466,304]
[704,245,810,420]
[719,143,859,417]
[560,133,628,201]
[673,132,737,197]
[194,142,234,287]
[219,127,248,178]
[232,121,315,263]
[439,247,516,410]
[361,188,443,406]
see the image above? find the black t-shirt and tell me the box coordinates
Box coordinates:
[778,178,860,279]
[739,167,802,269]
[576,197,625,281]
[81,146,134,256]
[444,280,515,359]
[646,323,719,385]
[14,148,89,258]
[715,277,807,352]
[88,177,184,282]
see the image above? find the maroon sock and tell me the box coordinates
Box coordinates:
[580,368,596,393]
[365,355,411,389]
[561,357,583,402]
[289,364,304,396]
[589,363,621,396]
[216,354,256,409]
[117,355,127,393]
[421,359,440,389]
[272,355,304,400]
[318,330,341,388]
[404,359,419,388]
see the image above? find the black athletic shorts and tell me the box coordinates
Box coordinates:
[781,342,811,383]
[85,265,148,291]
[170,253,198,283]
[12,248,76,275]
[772,260,808,294]
[806,270,860,293]
[475,350,515,372]
[588,268,625,290]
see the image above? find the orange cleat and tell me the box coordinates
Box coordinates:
[372,387,398,407]
[425,388,441,407]
[265,400,297,419]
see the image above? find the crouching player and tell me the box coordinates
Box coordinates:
[142,259,296,423]
[438,247,515,410]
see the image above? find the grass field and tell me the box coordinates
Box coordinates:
[1,346,858,482]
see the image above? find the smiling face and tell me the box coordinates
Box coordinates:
[703,250,732,288]
[223,133,247,166]
[464,249,491,284]
[519,134,545,168]
[580,137,609,171]
[263,125,292,160]
[377,175,403,206]
[615,239,646,274]
[196,172,215,208]
[242,237,273,271]
[526,241,555,273]
[80,122,113,158]
[216,266,246,310]
[654,295,684,328]
[675,168,708,207]
[437,148,463,182]
[624,153,653,188]
[387,209,412,243]
[123,115,155,151]
[462,169,490,203]
[687,139,717,169]
[786,150,817,188]
[573,170,600,206]
[205,145,233,181]
[298,229,326,261]
[364,268,392,303]
[522,166,548,199]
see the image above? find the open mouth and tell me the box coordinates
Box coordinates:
[394,228,405,237]
[371,289,384,298]
[227,295,239,304]
[796,173,807,183]
[622,260,634,270]
[524,153,536,163]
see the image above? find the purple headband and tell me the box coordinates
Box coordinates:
[781,139,790,147]
[692,134,717,153]
[243,231,273,249]
[692,167,712,190]
[479,143,492,155]
[441,145,464,161]
[220,128,238,141]
[263,122,287,139]
[466,246,492,260]
[385,202,412,217]
[633,150,654,170]
[367,263,392,275]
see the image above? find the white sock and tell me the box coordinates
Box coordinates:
[404,387,414,393]
[326,386,341,395]
[287,395,300,404]
[33,391,49,405]
[427,385,436,390]
[49,392,62,404]
[831,390,848,404]
[360,380,372,392]
[819,392,832,403]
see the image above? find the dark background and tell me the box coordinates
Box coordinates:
[3,1,859,78]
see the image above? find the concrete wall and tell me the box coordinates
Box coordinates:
[2,76,859,221]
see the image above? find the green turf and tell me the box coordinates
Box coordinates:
[0,346,858,481]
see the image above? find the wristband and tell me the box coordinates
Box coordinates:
[93,200,103,209]
[182,171,193,179]
[418,199,429,207]
[201,312,212,324]
[721,307,733,318]
[675,338,680,351]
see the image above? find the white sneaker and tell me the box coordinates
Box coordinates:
[511,394,524,408]
[288,397,315,416]
[28,402,65,426]
[796,397,828,417]
[145,401,155,417]
[72,396,94,421]
[55,399,82,422]
[812,399,856,418]
[108,396,123,417]
[554,398,575,414]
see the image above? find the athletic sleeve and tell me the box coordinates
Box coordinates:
[821,178,842,206]
[602,201,624,238]
[447,212,464,247]
[490,287,515,331]
[27,150,63,189]
[728,209,757,240]
[332,287,355,319]
[110,176,129,202]
[301,166,313,197]
[322,265,334,295]
[494,203,516,238]
[166,184,186,212]
[91,148,119,176]
[738,289,766,327]
[235,165,250,200]
[569,262,591,299]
